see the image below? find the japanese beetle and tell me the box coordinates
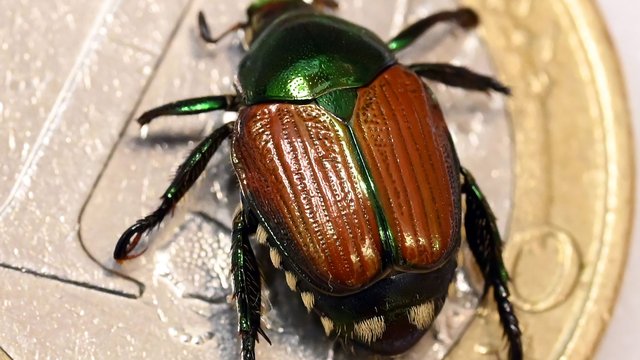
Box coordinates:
[113,1,522,359]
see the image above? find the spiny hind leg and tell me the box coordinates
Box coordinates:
[461,168,522,360]
[231,206,271,360]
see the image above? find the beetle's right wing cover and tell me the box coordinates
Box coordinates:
[351,65,461,270]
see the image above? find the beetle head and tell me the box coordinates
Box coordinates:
[244,0,323,47]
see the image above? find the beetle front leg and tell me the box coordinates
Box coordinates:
[410,63,510,95]
[231,207,271,360]
[388,8,479,52]
[113,122,234,261]
[461,168,523,360]
[136,94,241,126]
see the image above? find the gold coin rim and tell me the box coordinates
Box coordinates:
[559,0,634,357]
[458,0,634,358]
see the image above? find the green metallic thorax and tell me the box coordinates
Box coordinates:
[238,10,396,104]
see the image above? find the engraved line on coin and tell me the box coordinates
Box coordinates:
[0,345,14,360]
[504,225,581,313]
[0,0,124,219]
[75,0,200,299]
[0,263,136,299]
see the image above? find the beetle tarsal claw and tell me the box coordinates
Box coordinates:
[269,247,282,269]
[300,292,315,312]
[320,316,334,336]
[353,316,386,344]
[113,222,150,261]
[285,271,297,291]
[407,301,436,330]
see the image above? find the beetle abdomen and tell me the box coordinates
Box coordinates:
[232,103,384,293]
[352,65,461,269]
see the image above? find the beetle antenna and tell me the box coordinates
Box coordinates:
[198,11,247,45]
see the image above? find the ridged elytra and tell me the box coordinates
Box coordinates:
[112,1,522,359]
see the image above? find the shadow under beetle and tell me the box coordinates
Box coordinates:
[113,1,522,359]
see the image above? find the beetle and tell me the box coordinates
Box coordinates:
[113,1,522,359]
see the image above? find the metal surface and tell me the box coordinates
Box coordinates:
[0,0,632,359]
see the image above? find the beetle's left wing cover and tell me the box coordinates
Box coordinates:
[232,104,384,293]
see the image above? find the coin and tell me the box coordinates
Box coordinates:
[0,0,632,359]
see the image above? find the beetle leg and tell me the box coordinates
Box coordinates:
[198,11,247,45]
[461,168,523,360]
[113,123,234,261]
[231,207,271,360]
[136,94,240,127]
[410,63,511,95]
[387,8,479,52]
